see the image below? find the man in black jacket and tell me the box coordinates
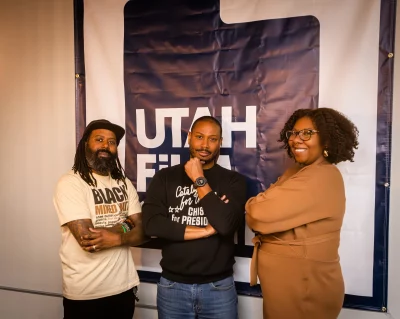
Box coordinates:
[142,116,247,319]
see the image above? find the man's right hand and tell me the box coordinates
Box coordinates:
[80,228,122,252]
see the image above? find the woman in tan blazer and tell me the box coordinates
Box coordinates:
[246,108,359,319]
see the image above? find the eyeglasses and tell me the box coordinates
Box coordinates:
[285,129,319,141]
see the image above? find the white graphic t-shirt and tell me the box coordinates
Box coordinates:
[54,171,141,300]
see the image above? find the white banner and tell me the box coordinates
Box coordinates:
[83,0,381,297]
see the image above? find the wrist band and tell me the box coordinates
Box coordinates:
[125,219,134,229]
[121,222,131,232]
[122,222,131,231]
[121,224,128,233]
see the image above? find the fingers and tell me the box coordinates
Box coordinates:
[193,158,205,165]
[188,158,199,165]
[81,231,120,251]
[81,230,102,251]
[188,157,205,167]
[186,157,199,165]
[219,195,229,203]
[81,228,104,240]
[185,158,205,182]
[81,233,101,240]
[80,238,101,247]
[82,244,99,253]
[81,234,99,240]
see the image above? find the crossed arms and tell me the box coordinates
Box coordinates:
[142,169,247,242]
[66,213,149,253]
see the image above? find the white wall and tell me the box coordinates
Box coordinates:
[0,0,73,317]
[0,0,73,294]
[0,0,399,318]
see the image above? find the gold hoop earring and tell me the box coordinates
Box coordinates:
[323,149,329,157]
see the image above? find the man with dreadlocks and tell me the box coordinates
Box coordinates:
[53,119,147,319]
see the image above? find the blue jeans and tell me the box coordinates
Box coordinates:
[157,276,238,319]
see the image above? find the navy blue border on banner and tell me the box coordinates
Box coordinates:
[73,0,396,311]
[74,0,86,145]
[341,0,396,312]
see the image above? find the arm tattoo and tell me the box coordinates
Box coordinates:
[66,219,94,246]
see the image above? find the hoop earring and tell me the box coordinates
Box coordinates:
[323,149,329,157]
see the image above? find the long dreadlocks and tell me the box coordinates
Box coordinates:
[72,132,127,187]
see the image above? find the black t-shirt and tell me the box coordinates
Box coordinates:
[142,163,247,284]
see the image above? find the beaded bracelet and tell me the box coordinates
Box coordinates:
[121,222,131,233]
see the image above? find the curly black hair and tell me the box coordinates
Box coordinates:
[278,108,359,164]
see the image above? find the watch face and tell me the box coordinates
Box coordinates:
[195,177,207,187]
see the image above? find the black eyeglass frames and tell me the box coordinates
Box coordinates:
[285,129,319,141]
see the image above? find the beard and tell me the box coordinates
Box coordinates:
[189,146,219,165]
[85,146,118,175]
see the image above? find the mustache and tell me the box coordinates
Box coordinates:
[196,149,211,154]
[95,149,113,157]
